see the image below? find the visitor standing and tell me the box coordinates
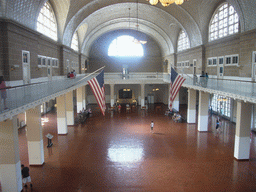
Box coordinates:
[21,164,32,189]
[73,70,77,77]
[150,121,154,133]
[216,118,221,132]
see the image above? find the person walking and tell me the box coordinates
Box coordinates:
[21,164,32,190]
[150,121,154,133]
[216,118,221,133]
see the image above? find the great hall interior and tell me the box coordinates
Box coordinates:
[1,0,256,191]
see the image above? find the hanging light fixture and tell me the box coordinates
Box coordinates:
[149,0,158,5]
[146,0,188,6]
[160,0,175,7]
[175,0,184,5]
[133,0,147,44]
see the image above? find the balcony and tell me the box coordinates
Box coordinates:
[1,72,256,121]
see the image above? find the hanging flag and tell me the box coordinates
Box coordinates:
[169,67,185,110]
[87,70,106,116]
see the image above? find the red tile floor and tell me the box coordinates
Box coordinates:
[18,104,256,192]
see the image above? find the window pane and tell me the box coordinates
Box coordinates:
[37,2,57,41]
[71,32,79,51]
[38,57,41,65]
[108,35,144,57]
[177,30,190,52]
[209,3,239,41]
[219,58,224,64]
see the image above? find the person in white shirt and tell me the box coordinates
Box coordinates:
[73,70,77,77]
[150,121,154,133]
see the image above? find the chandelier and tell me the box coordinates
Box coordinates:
[146,0,188,7]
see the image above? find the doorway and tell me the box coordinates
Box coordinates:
[22,50,30,84]
[252,51,256,81]
[217,57,224,78]
[47,57,52,81]
[193,59,197,75]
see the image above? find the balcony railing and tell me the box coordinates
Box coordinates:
[1,72,256,116]
[0,74,96,114]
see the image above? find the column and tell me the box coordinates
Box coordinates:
[110,84,115,107]
[26,105,44,165]
[57,94,68,134]
[173,92,179,111]
[0,116,23,192]
[77,87,83,113]
[198,91,209,131]
[187,89,197,123]
[66,91,74,126]
[83,85,87,109]
[234,101,252,160]
[141,84,145,108]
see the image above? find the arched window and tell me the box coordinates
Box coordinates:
[209,3,239,41]
[177,30,190,52]
[37,2,57,41]
[71,32,79,51]
[108,35,144,57]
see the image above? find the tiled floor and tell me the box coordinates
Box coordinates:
[18,105,256,192]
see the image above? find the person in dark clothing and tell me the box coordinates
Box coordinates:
[21,164,32,189]
[216,118,221,132]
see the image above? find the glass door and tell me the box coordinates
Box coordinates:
[47,57,52,81]
[217,57,224,78]
[22,51,30,84]
[252,51,256,81]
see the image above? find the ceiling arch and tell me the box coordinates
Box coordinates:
[63,2,203,56]
[81,18,173,56]
[1,0,255,52]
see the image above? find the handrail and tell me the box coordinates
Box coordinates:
[0,80,48,91]
[0,68,106,116]
[209,77,254,83]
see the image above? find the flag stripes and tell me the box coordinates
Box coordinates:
[88,71,106,116]
[169,68,185,110]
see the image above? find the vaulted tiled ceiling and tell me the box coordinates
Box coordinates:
[1,0,256,56]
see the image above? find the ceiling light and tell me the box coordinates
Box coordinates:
[146,0,188,6]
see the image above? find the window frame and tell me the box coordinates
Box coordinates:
[218,56,224,65]
[71,31,79,51]
[207,57,218,67]
[225,54,239,66]
[37,2,58,41]
[52,58,59,68]
[177,30,190,52]
[185,61,190,68]
[209,2,239,42]
[193,59,197,67]
[38,55,47,67]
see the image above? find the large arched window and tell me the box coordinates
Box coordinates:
[209,3,239,41]
[177,30,190,52]
[37,2,57,41]
[71,32,79,51]
[108,35,144,57]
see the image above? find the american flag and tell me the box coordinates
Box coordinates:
[169,67,185,110]
[87,70,106,116]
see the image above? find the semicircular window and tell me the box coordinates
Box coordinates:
[209,2,239,41]
[37,2,57,41]
[108,35,144,57]
[177,30,190,52]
